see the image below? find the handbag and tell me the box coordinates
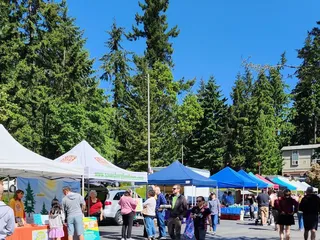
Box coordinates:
[182,216,196,240]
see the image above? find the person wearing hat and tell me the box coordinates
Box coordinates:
[299,186,320,240]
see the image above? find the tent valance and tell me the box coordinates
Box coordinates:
[54,140,147,183]
[148,161,217,187]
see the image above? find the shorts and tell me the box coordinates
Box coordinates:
[277,214,295,226]
[67,215,84,236]
[303,214,319,231]
[260,206,269,219]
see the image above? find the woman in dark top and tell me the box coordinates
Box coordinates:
[247,195,255,220]
[274,189,298,240]
[191,196,211,240]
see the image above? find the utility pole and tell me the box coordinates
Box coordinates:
[147,73,151,174]
[181,144,184,165]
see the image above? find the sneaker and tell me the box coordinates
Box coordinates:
[121,238,125,240]
[127,238,135,240]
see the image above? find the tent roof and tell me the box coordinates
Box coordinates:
[248,172,273,188]
[255,174,279,189]
[0,125,83,178]
[238,170,268,188]
[54,140,147,183]
[267,176,297,191]
[210,167,257,188]
[148,161,217,187]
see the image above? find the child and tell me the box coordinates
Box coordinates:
[48,198,65,240]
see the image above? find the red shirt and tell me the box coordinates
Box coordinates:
[86,198,103,215]
[274,197,298,214]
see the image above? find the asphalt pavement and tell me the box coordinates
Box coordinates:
[99,219,305,239]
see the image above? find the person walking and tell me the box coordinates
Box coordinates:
[167,185,188,240]
[247,195,255,221]
[0,182,15,240]
[208,192,220,235]
[62,186,85,240]
[299,187,320,240]
[118,189,137,240]
[297,193,304,232]
[154,186,167,239]
[256,189,270,226]
[270,190,278,231]
[191,196,211,240]
[48,198,65,240]
[274,189,298,240]
[142,190,157,240]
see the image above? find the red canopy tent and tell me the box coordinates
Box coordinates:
[255,174,279,190]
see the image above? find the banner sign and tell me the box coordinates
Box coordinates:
[32,229,48,240]
[83,217,100,240]
[17,177,80,217]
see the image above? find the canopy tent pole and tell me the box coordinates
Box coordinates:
[81,174,85,197]
[242,187,245,207]
[7,175,10,202]
[87,178,90,217]
[216,186,218,197]
[192,185,194,206]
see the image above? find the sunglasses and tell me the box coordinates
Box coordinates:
[196,200,202,203]
[172,188,177,190]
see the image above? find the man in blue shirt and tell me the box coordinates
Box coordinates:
[155,186,167,239]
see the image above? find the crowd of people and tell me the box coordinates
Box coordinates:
[249,187,320,240]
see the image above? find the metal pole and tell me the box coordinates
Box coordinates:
[259,165,261,175]
[181,144,184,165]
[242,187,245,207]
[81,175,85,197]
[147,73,151,173]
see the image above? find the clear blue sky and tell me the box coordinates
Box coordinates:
[67,0,320,102]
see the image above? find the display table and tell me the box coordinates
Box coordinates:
[7,224,50,240]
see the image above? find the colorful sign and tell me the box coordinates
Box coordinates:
[32,229,48,240]
[135,198,143,212]
[83,217,100,240]
[17,177,80,216]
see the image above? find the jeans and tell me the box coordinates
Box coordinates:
[211,214,218,232]
[122,212,134,238]
[145,216,156,238]
[156,211,167,238]
[298,212,304,230]
[194,227,206,240]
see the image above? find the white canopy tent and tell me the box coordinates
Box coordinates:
[0,125,84,178]
[301,182,318,193]
[277,176,305,191]
[54,140,148,183]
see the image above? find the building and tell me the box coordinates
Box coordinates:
[281,144,320,178]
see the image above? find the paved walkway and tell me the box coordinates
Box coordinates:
[99,219,306,239]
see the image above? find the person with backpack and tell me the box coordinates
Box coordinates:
[49,198,65,240]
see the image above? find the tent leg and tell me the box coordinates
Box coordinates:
[81,175,85,197]
[87,178,90,217]
[216,186,218,197]
[7,175,10,202]
[192,185,194,206]
[242,187,245,207]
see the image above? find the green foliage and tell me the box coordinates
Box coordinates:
[292,22,320,144]
[0,0,115,160]
[186,77,229,172]
[127,0,179,67]
[40,202,48,215]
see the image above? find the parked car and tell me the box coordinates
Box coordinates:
[103,189,142,225]
[1,179,16,192]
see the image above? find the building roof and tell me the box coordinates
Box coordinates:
[281,144,320,151]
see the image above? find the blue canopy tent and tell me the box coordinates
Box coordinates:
[267,177,297,191]
[238,170,268,189]
[210,167,258,207]
[148,161,217,187]
[210,167,257,188]
[248,172,273,188]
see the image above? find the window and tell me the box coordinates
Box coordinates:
[113,192,124,201]
[292,150,299,166]
[311,149,320,165]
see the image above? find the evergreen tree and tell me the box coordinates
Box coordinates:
[292,22,320,144]
[40,202,48,215]
[24,182,36,217]
[248,72,282,174]
[187,77,229,172]
[127,0,179,67]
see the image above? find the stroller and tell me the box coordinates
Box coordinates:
[255,205,272,226]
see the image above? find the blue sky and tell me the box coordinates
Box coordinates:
[67,0,320,102]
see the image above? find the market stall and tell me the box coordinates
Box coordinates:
[210,167,257,220]
[254,174,279,190]
[266,176,297,191]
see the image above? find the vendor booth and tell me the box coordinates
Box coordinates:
[0,125,87,240]
[210,167,258,220]
[267,176,297,190]
[237,170,268,189]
